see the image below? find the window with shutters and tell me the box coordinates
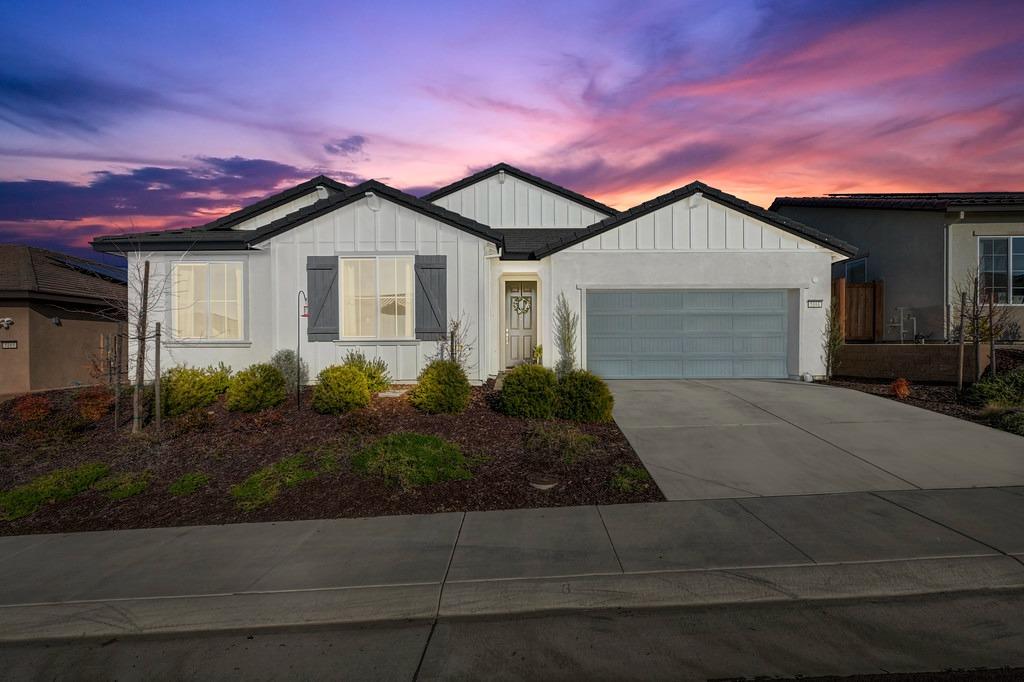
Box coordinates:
[340,256,414,339]
[171,262,245,340]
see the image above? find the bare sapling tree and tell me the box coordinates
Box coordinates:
[553,291,578,377]
[951,266,1015,381]
[821,297,843,380]
[431,312,475,369]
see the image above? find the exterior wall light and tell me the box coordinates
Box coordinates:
[51,317,62,326]
[0,317,12,329]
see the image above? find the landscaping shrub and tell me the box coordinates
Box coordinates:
[556,370,614,422]
[964,367,1024,407]
[171,407,214,435]
[353,433,471,489]
[312,365,370,414]
[0,462,110,520]
[500,364,558,418]
[13,394,51,423]
[94,471,151,500]
[523,424,597,470]
[610,465,652,494]
[995,410,1024,436]
[230,454,320,511]
[891,378,911,400]
[75,386,114,422]
[226,363,287,412]
[270,349,308,394]
[342,349,391,394]
[410,360,471,414]
[169,472,211,496]
[163,364,231,416]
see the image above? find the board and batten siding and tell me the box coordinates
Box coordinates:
[267,196,491,382]
[430,173,609,228]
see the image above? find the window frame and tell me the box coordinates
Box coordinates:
[977,236,1024,306]
[338,255,416,341]
[844,257,868,284]
[169,259,248,343]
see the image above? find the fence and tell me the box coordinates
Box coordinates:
[832,278,885,342]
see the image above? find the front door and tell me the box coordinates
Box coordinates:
[505,282,536,367]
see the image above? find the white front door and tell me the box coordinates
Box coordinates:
[505,282,536,367]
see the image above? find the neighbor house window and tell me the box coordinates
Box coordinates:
[340,256,413,338]
[845,258,868,284]
[979,237,1024,305]
[171,262,245,340]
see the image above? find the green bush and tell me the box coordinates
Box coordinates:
[964,367,1024,407]
[94,471,151,500]
[992,410,1024,436]
[410,360,471,414]
[523,424,597,470]
[556,370,614,422]
[0,463,110,520]
[169,472,211,496]
[231,454,319,511]
[610,464,652,494]
[270,349,308,394]
[226,363,287,412]
[312,365,370,414]
[163,364,232,416]
[342,350,392,394]
[500,364,558,418]
[353,433,471,489]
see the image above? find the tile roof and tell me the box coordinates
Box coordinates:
[770,192,1024,211]
[0,244,126,303]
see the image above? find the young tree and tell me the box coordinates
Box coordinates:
[821,297,843,380]
[951,266,1016,380]
[553,292,578,377]
[430,312,476,369]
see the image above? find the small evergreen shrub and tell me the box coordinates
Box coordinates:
[94,471,151,500]
[342,349,392,394]
[312,365,370,414]
[0,463,110,520]
[270,349,308,394]
[964,367,1024,407]
[169,472,211,496]
[410,360,471,414]
[523,424,597,470]
[163,364,231,416]
[353,433,471,489]
[500,364,558,419]
[226,363,287,412]
[556,370,614,422]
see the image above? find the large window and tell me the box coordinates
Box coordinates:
[341,256,413,338]
[979,237,1024,305]
[172,262,245,340]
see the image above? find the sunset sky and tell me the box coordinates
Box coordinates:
[1,0,1023,264]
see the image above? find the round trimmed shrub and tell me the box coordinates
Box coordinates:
[226,364,287,412]
[556,370,614,422]
[410,360,471,414]
[312,365,370,414]
[163,364,231,416]
[342,350,392,394]
[500,364,558,419]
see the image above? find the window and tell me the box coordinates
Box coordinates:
[340,256,413,338]
[172,262,244,340]
[845,258,867,284]
[979,237,1024,305]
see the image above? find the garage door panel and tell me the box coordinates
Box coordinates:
[586,289,788,379]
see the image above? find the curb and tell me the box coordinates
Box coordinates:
[1,556,1022,643]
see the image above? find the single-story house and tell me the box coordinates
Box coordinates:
[0,245,127,397]
[92,164,855,382]
[771,193,1024,342]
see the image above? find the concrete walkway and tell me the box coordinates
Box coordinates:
[610,379,1024,500]
[1,487,1023,641]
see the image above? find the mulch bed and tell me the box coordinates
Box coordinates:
[0,382,662,536]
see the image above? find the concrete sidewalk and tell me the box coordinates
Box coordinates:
[1,487,1024,641]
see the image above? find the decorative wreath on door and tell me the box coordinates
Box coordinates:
[512,296,532,316]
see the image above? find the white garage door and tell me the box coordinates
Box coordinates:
[586,290,789,379]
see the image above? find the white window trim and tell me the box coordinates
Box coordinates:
[169,260,249,342]
[338,255,416,342]
[977,235,1024,306]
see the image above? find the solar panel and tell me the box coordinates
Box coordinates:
[56,256,129,283]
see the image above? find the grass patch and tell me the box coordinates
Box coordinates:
[94,471,152,500]
[523,424,597,468]
[0,463,110,520]
[352,433,471,489]
[169,472,212,496]
[230,454,320,511]
[610,465,652,494]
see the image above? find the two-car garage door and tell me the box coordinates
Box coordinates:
[586,290,789,379]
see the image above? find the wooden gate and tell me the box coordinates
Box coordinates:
[832,278,884,342]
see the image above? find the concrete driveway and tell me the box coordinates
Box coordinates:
[610,380,1024,500]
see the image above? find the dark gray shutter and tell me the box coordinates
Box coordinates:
[415,255,446,340]
[306,256,339,341]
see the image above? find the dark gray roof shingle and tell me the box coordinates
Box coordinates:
[770,192,1024,211]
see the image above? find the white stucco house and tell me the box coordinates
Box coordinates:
[92,163,856,382]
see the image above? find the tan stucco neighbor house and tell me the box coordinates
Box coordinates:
[0,245,126,397]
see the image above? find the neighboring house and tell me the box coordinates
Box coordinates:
[771,193,1024,342]
[0,245,127,396]
[92,163,855,382]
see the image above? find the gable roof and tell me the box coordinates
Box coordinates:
[770,192,1024,212]
[421,162,619,217]
[195,175,348,231]
[0,244,126,304]
[92,179,502,254]
[533,181,858,258]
